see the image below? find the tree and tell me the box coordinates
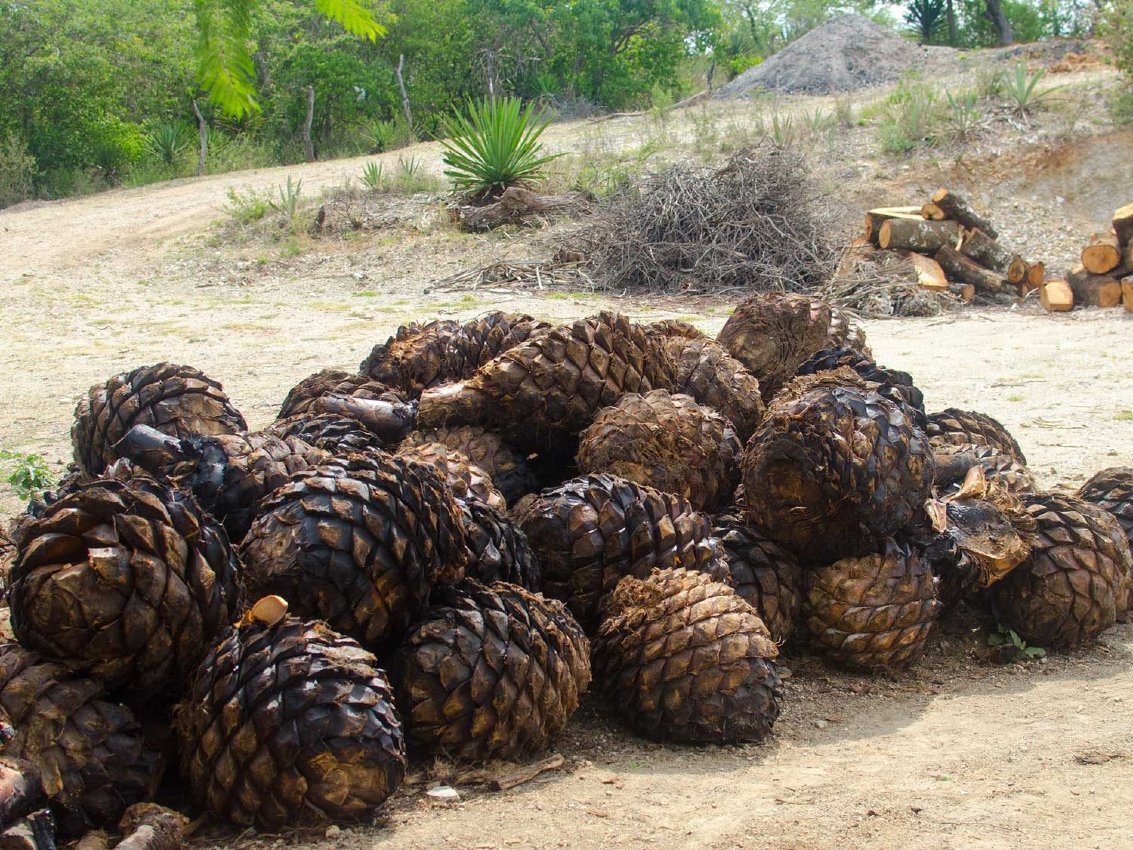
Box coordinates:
[193,0,385,117]
[905,0,947,43]
[982,0,1014,44]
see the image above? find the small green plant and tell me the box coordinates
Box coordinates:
[833,97,856,128]
[440,96,562,200]
[988,624,1046,661]
[0,134,36,209]
[1003,62,1065,118]
[975,67,1005,99]
[802,107,833,134]
[145,122,194,166]
[0,450,53,500]
[877,79,940,155]
[270,176,304,229]
[224,186,270,224]
[767,111,796,146]
[1115,410,1133,422]
[945,89,982,141]
[362,116,414,152]
[360,160,384,191]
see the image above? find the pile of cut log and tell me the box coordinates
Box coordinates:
[1048,202,1133,313]
[863,188,1044,305]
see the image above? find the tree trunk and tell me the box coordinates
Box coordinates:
[395,54,415,141]
[301,85,315,163]
[945,0,958,45]
[191,99,208,177]
[878,219,961,253]
[983,0,1014,45]
[931,189,998,239]
[935,245,1009,294]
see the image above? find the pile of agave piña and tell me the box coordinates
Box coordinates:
[0,295,1130,847]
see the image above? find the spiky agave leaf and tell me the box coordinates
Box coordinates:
[392,580,589,761]
[440,97,562,200]
[592,568,782,743]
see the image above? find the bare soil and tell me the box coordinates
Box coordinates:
[1,57,1131,850]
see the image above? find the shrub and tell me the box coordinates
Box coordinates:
[440,96,561,201]
[1106,0,1133,76]
[0,136,36,209]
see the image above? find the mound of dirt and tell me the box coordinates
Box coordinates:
[718,15,953,97]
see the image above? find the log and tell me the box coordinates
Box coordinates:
[1067,270,1122,308]
[1007,255,1028,285]
[1112,202,1133,248]
[934,245,1009,294]
[0,810,55,850]
[115,805,187,850]
[1040,279,1073,312]
[908,254,948,291]
[1081,231,1122,275]
[73,833,109,850]
[959,228,1013,273]
[879,219,961,253]
[314,394,416,444]
[863,207,923,244]
[1024,261,1045,292]
[949,282,976,303]
[921,202,947,221]
[1123,277,1133,313]
[456,187,588,232]
[931,188,998,239]
[1123,235,1133,273]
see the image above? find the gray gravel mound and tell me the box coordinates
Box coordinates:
[718,15,952,97]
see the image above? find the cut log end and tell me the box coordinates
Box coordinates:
[1081,232,1122,275]
[1122,277,1133,313]
[1040,279,1074,312]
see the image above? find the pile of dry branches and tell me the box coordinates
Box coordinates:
[820,247,958,317]
[574,143,838,294]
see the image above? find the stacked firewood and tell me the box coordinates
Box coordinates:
[862,188,1043,305]
[1046,202,1133,313]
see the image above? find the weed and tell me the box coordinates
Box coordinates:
[833,97,856,128]
[352,290,379,297]
[974,67,1005,99]
[225,187,271,224]
[1007,393,1024,402]
[0,450,54,500]
[1115,410,1133,421]
[877,78,940,154]
[803,108,834,134]
[768,111,796,146]
[988,624,1046,660]
[945,89,982,141]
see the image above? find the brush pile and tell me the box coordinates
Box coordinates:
[576,143,838,294]
[0,298,1129,846]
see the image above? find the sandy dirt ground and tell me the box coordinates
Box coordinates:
[1,67,1132,850]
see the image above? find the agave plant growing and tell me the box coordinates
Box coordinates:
[360,161,385,191]
[440,96,561,202]
[146,122,194,166]
[1004,61,1065,119]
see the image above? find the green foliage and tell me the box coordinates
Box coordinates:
[988,624,1046,661]
[0,450,53,501]
[146,123,196,166]
[0,135,36,209]
[440,96,561,200]
[767,111,797,146]
[225,185,271,223]
[1104,0,1133,78]
[360,160,384,191]
[944,88,981,140]
[905,0,946,44]
[270,175,304,227]
[194,0,385,118]
[1002,61,1064,117]
[877,77,940,155]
